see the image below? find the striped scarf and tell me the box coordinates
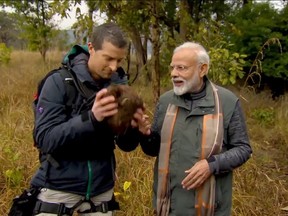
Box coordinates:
[156,81,223,216]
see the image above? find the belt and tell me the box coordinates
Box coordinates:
[33,198,120,215]
[78,197,120,213]
[34,201,74,216]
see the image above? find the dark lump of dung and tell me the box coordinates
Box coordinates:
[105,84,144,134]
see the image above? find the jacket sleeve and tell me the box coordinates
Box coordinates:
[207,101,252,174]
[116,127,140,152]
[34,73,107,154]
[116,125,161,155]
[139,131,160,156]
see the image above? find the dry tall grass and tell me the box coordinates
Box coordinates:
[0,51,287,216]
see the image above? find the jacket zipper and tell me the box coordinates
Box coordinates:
[86,160,92,200]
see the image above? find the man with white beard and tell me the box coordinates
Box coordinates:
[137,42,252,216]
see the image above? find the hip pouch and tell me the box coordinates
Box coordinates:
[8,187,41,216]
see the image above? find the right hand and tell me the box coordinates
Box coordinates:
[131,108,151,135]
[91,88,118,122]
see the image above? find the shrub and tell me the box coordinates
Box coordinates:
[0,43,12,65]
[251,107,275,126]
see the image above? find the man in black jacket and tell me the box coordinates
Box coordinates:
[31,23,143,216]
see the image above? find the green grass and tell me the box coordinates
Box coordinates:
[0,51,287,215]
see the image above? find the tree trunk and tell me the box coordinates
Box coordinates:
[128,27,148,83]
[150,0,161,104]
[129,27,147,69]
[179,0,190,40]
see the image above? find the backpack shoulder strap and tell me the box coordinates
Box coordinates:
[58,68,77,108]
[65,68,95,99]
[58,67,96,106]
[59,67,98,116]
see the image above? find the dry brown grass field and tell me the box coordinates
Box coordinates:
[0,50,287,216]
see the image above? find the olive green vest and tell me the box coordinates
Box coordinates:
[152,80,238,216]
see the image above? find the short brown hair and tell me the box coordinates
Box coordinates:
[91,23,128,51]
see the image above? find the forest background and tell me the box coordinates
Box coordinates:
[0,0,288,215]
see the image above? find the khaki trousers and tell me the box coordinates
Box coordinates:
[35,188,114,216]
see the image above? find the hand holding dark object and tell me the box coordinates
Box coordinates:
[91,88,118,122]
[132,110,151,135]
[105,84,144,134]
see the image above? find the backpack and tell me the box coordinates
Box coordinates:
[32,65,127,147]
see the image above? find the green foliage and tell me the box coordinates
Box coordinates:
[243,38,282,88]
[179,17,248,86]
[49,0,82,19]
[0,11,25,48]
[226,2,278,54]
[72,14,94,44]
[251,108,275,126]
[24,23,55,51]
[0,43,11,64]
[3,0,59,61]
[225,2,288,79]
[2,144,23,188]
[209,44,246,85]
[5,168,23,188]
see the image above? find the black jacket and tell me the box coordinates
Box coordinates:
[31,46,139,198]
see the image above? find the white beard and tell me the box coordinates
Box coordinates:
[172,72,200,95]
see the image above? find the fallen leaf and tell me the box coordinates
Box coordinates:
[123,181,131,191]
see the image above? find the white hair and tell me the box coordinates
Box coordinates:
[173,42,210,74]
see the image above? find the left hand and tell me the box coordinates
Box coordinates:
[181,159,212,190]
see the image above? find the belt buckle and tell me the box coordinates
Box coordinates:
[57,203,65,215]
[33,201,42,215]
[100,202,108,213]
